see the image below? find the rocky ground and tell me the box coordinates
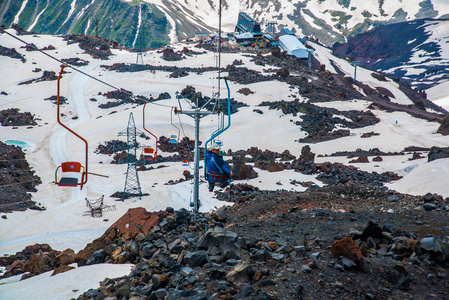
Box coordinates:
[2,143,449,299]
[1,184,448,300]
[0,141,43,213]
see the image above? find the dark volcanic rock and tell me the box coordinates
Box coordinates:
[63,34,119,59]
[260,100,379,143]
[61,57,89,66]
[437,115,449,136]
[427,146,449,162]
[0,108,37,126]
[0,45,26,62]
[19,70,58,85]
[0,141,42,213]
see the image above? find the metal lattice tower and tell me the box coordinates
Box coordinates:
[119,112,142,201]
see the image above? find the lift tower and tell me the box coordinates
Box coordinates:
[118,112,142,201]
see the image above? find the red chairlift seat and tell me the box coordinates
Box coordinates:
[141,147,155,160]
[55,161,86,188]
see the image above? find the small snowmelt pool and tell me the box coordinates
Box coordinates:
[4,140,35,151]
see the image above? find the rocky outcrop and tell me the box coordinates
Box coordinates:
[0,108,37,126]
[0,244,75,280]
[75,207,170,266]
[230,155,258,180]
[0,141,42,213]
[437,115,449,136]
[0,45,25,62]
[428,146,449,162]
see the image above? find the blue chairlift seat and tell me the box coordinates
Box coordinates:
[170,135,177,143]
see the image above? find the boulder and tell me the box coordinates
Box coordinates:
[298,145,315,164]
[183,250,208,267]
[428,146,449,162]
[86,249,106,265]
[331,237,364,265]
[211,207,227,222]
[57,248,75,265]
[437,114,449,136]
[231,156,258,180]
[226,261,255,287]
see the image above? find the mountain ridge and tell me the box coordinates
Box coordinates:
[2,0,449,48]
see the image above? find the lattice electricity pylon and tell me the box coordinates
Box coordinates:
[118,112,142,201]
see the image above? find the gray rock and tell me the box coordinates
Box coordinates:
[310,252,321,261]
[301,265,311,273]
[168,238,187,254]
[141,243,155,259]
[153,288,168,299]
[388,195,399,202]
[180,266,193,277]
[226,259,242,266]
[86,250,106,265]
[419,237,442,253]
[423,203,437,211]
[226,261,255,287]
[237,283,254,299]
[129,241,139,256]
[211,207,227,222]
[250,249,272,261]
[184,250,209,267]
[208,268,226,279]
[341,257,357,269]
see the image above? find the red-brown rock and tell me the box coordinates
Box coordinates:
[75,208,170,266]
[57,248,76,265]
[331,237,364,265]
[51,265,75,276]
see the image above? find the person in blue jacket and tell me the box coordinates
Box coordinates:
[205,143,232,192]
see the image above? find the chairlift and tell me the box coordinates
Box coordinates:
[54,65,88,190]
[141,147,155,160]
[142,102,158,161]
[170,135,178,143]
[55,161,86,187]
[170,107,180,144]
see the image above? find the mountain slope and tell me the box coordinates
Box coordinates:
[2,0,449,47]
[332,19,449,90]
[0,0,172,48]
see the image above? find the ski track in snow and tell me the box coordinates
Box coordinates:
[27,0,49,32]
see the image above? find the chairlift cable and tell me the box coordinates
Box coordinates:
[1,28,177,109]
[1,29,126,93]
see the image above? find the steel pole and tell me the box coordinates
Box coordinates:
[193,112,201,213]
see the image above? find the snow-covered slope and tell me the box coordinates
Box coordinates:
[1,30,449,299]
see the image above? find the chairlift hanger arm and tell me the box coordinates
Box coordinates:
[204,77,231,176]
[143,102,158,159]
[56,65,88,187]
